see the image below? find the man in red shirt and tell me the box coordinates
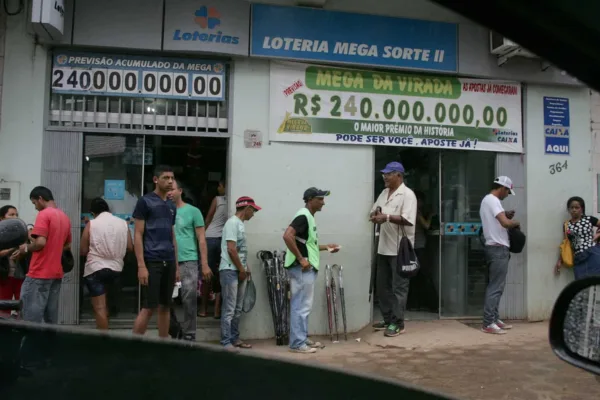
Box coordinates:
[12,186,72,324]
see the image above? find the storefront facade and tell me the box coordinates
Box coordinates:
[0,0,592,338]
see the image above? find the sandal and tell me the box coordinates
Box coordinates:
[233,341,252,349]
[197,311,207,317]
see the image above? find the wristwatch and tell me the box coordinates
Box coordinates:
[386,214,390,223]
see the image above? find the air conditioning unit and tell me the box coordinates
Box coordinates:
[490,31,537,59]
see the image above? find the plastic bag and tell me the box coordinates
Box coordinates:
[243,278,256,313]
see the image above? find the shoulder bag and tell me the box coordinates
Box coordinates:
[560,220,574,268]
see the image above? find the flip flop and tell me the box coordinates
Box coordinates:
[197,312,208,317]
[234,341,252,349]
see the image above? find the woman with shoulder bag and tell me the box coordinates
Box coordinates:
[555,197,600,279]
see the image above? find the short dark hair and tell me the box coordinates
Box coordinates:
[90,198,110,215]
[492,183,505,191]
[567,196,586,215]
[153,165,173,178]
[0,205,16,218]
[30,186,54,201]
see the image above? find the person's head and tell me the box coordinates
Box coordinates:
[491,176,515,200]
[29,186,54,211]
[380,162,405,189]
[217,180,226,196]
[303,187,330,214]
[0,205,18,220]
[90,198,110,217]
[169,180,184,203]
[153,165,175,194]
[567,196,586,219]
[235,196,261,221]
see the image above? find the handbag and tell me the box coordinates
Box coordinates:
[61,248,75,274]
[560,220,574,268]
[396,225,421,278]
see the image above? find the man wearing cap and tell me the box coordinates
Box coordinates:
[369,162,417,337]
[479,176,520,334]
[283,187,340,354]
[219,196,261,350]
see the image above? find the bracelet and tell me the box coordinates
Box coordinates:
[386,214,390,223]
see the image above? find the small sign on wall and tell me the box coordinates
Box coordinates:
[544,97,570,155]
[104,180,125,200]
[244,130,263,149]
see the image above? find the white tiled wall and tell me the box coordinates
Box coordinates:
[592,91,600,214]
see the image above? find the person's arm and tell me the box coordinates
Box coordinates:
[226,241,245,273]
[126,227,134,252]
[196,226,211,279]
[172,229,180,281]
[385,192,417,226]
[204,197,217,228]
[283,225,304,261]
[13,213,49,258]
[417,213,432,230]
[496,212,520,229]
[80,223,91,256]
[132,198,149,285]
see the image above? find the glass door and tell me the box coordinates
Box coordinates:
[439,151,496,317]
[80,133,147,321]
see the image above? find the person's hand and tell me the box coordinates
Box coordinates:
[371,214,387,224]
[138,265,149,285]
[238,270,248,282]
[299,257,311,271]
[506,210,515,220]
[328,244,340,254]
[201,264,213,281]
[0,248,15,258]
[554,261,562,276]
[10,244,27,260]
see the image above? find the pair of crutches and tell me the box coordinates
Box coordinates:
[325,264,347,342]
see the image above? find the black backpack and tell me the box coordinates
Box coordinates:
[508,226,526,253]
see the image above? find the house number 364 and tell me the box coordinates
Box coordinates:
[549,160,568,175]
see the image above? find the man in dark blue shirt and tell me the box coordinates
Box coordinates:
[132,165,180,338]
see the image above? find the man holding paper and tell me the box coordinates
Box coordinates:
[283,187,340,354]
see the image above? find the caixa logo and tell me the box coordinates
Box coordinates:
[173,6,240,45]
[493,129,519,143]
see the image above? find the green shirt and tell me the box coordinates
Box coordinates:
[174,204,205,262]
[219,216,247,271]
[284,207,321,270]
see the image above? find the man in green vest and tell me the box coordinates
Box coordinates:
[283,187,340,354]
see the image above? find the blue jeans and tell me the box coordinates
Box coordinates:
[483,246,510,326]
[288,264,317,349]
[179,261,199,338]
[20,277,62,324]
[574,245,600,280]
[220,269,247,346]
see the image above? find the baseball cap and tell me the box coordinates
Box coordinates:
[236,196,262,211]
[381,161,405,174]
[494,176,515,195]
[303,187,330,201]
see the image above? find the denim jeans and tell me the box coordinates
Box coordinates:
[220,269,247,346]
[179,261,199,338]
[20,277,62,324]
[376,255,410,328]
[289,264,317,349]
[483,245,510,326]
[574,245,600,280]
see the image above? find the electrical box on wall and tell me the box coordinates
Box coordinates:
[31,0,65,42]
[0,180,20,210]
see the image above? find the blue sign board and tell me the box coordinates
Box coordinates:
[444,222,482,236]
[544,96,570,155]
[250,5,458,73]
[104,180,125,201]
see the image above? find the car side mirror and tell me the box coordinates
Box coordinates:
[549,277,600,376]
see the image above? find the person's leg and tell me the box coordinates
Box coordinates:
[219,270,238,347]
[204,237,222,318]
[0,277,13,317]
[84,270,110,330]
[133,262,160,335]
[388,256,409,336]
[12,277,24,318]
[157,261,177,339]
[43,279,62,324]
[482,246,510,331]
[179,261,199,339]
[375,254,393,328]
[20,277,48,323]
[231,277,249,347]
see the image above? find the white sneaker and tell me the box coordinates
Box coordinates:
[305,339,323,348]
[290,344,317,354]
[481,323,507,335]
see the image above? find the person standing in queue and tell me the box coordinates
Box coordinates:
[169,180,212,341]
[12,187,72,324]
[201,180,227,319]
[369,162,417,337]
[479,176,519,334]
[132,165,180,338]
[219,196,261,351]
[283,188,340,354]
[0,205,27,318]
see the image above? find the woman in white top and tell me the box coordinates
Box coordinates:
[80,198,133,330]
[200,180,228,319]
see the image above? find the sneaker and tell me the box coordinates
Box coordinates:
[384,323,405,337]
[183,334,196,342]
[223,344,240,353]
[372,321,389,331]
[290,345,317,354]
[481,323,507,335]
[305,339,323,348]
[496,320,513,330]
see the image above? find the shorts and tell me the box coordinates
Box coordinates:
[206,237,222,294]
[141,260,176,309]
[84,268,121,297]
